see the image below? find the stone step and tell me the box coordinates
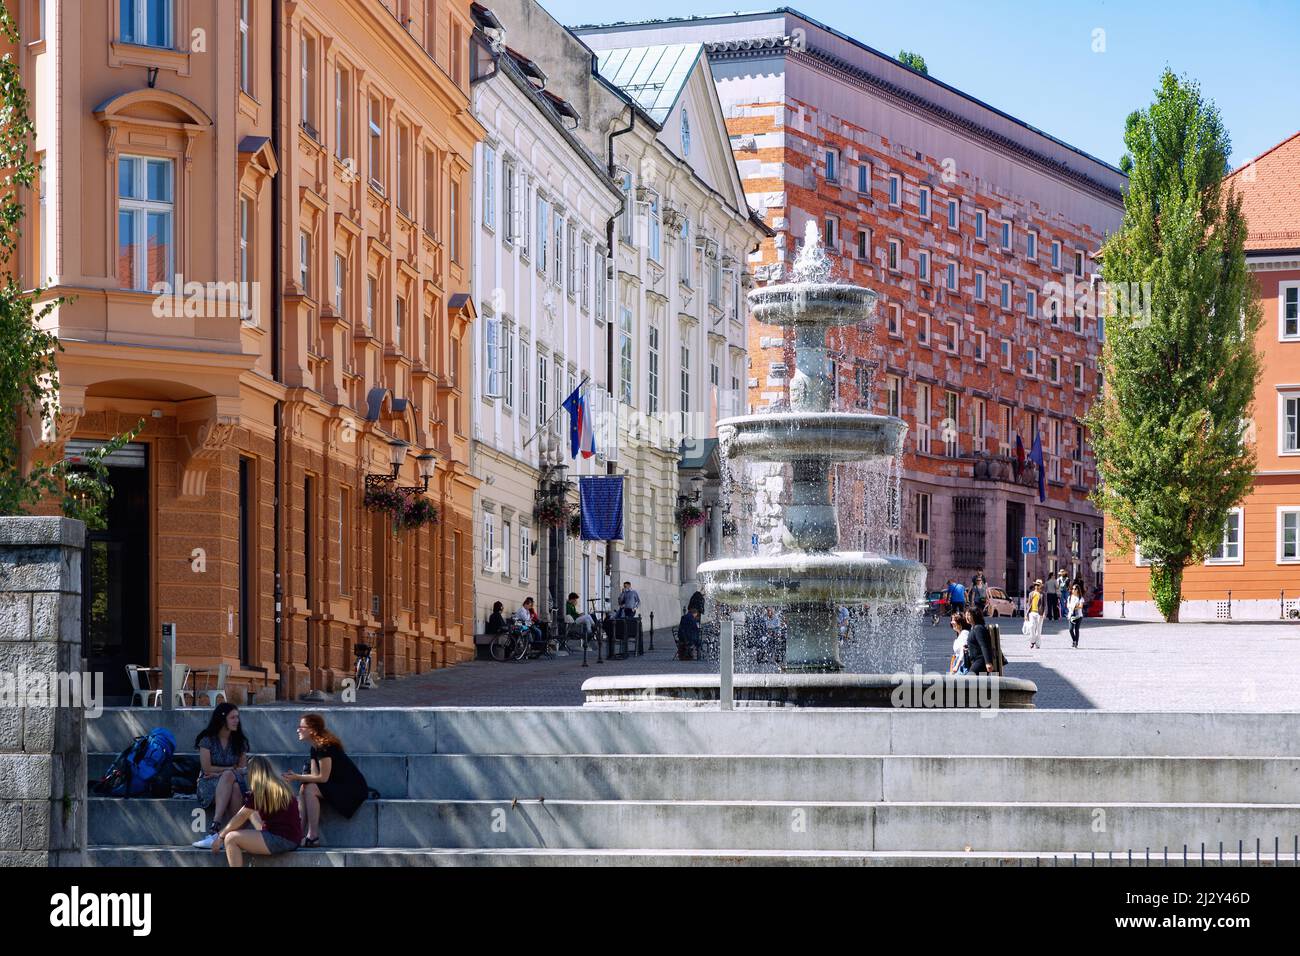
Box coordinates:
[86,845,1300,868]
[87,796,1300,853]
[89,708,1300,757]
[88,753,1300,804]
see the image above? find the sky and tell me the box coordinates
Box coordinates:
[541,0,1300,170]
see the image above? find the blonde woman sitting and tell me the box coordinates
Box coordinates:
[210,756,301,867]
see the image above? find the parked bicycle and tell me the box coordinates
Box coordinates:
[353,642,373,689]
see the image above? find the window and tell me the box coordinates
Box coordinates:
[1049,356,1060,383]
[680,342,691,434]
[239,197,252,316]
[451,21,464,88]
[1073,362,1084,389]
[1207,508,1243,564]
[916,383,931,453]
[536,196,549,274]
[365,275,376,332]
[647,324,660,414]
[117,156,173,291]
[367,95,384,189]
[482,514,496,570]
[1281,283,1300,340]
[972,398,987,449]
[484,316,500,398]
[915,492,931,565]
[974,270,985,300]
[617,169,633,243]
[120,0,171,47]
[595,252,607,322]
[885,374,901,417]
[520,526,530,582]
[300,34,318,137]
[582,238,592,311]
[1000,338,1012,370]
[334,67,350,159]
[501,162,517,243]
[520,341,530,419]
[1280,509,1300,563]
[553,214,565,287]
[240,0,252,93]
[918,250,930,282]
[338,486,352,594]
[1074,249,1085,277]
[918,186,930,219]
[947,198,959,230]
[648,192,662,264]
[423,148,437,236]
[857,163,871,194]
[1000,220,1011,250]
[856,228,871,261]
[1000,279,1011,309]
[823,216,837,249]
[944,320,959,354]
[974,209,985,241]
[1027,289,1037,320]
[36,151,46,281]
[450,180,460,263]
[1024,346,1038,377]
[887,302,901,336]
[395,296,405,351]
[1000,405,1013,454]
[504,323,515,407]
[973,330,986,362]
[481,144,495,228]
[1047,517,1058,555]
[1282,394,1300,454]
[825,148,839,183]
[887,238,900,271]
[537,352,549,422]
[888,174,901,207]
[618,308,633,405]
[333,253,345,317]
[917,312,930,345]
[679,219,692,286]
[946,261,957,291]
[298,232,312,293]
[944,390,959,456]
[396,124,412,214]
[502,520,512,577]
[1051,240,1061,269]
[1027,228,1037,260]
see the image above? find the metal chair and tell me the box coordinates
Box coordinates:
[167,663,192,707]
[196,663,230,707]
[124,665,159,707]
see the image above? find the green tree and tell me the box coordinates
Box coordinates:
[0,6,136,528]
[1086,70,1261,622]
[898,50,928,75]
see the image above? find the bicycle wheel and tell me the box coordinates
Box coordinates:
[354,658,367,688]
[489,634,512,662]
[512,634,529,661]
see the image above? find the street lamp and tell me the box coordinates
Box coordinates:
[367,439,410,489]
[399,453,437,495]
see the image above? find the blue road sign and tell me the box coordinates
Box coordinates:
[1021,536,1039,555]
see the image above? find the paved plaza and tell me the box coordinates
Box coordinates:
[291,618,1300,710]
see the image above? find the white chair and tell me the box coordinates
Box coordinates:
[197,663,230,707]
[124,665,160,707]
[168,663,192,708]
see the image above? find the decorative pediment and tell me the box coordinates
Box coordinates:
[93,89,213,132]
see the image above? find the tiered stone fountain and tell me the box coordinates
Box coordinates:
[583,222,1036,707]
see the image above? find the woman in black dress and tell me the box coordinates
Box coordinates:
[282,713,369,847]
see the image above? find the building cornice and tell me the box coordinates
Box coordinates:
[705,38,1125,207]
[1246,252,1300,272]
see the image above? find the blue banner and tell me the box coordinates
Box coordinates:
[579,476,624,541]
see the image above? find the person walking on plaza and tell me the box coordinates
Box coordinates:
[963,607,997,675]
[617,581,641,619]
[1056,568,1070,623]
[1025,579,1045,648]
[969,574,988,616]
[946,578,967,615]
[948,613,970,674]
[677,606,702,660]
[1066,582,1086,648]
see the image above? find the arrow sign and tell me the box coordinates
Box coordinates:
[1021,536,1039,555]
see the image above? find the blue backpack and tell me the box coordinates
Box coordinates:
[94,728,177,798]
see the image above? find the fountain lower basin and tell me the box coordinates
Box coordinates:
[718,412,907,464]
[698,552,926,606]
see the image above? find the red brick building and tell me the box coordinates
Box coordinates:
[578,10,1127,598]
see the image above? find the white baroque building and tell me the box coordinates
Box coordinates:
[477,1,766,628]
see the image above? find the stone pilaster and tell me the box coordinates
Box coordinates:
[0,517,87,867]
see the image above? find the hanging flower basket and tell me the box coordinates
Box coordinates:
[568,512,583,538]
[676,504,707,528]
[534,499,573,529]
[365,486,439,534]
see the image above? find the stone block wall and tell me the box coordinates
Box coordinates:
[0,517,86,866]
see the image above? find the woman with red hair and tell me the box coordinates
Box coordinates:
[282,713,369,847]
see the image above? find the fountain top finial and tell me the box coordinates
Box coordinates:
[792,219,833,285]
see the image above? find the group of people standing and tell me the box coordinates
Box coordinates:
[1024,568,1088,649]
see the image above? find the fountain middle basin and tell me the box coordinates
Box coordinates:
[718,412,906,463]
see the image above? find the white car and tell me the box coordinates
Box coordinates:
[983,587,1016,618]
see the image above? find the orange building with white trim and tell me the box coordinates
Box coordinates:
[15,0,484,700]
[1104,130,1300,621]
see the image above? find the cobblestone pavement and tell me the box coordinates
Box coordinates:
[286,618,1300,710]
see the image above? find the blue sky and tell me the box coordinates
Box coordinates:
[543,0,1300,169]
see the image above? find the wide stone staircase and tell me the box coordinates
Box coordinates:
[86,708,1300,865]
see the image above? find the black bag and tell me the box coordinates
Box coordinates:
[169,755,201,795]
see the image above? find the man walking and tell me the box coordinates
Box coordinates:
[617,581,640,619]
[1026,580,1045,648]
[946,578,967,615]
[1055,568,1070,624]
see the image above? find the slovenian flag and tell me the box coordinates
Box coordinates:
[562,384,596,459]
[1029,432,1046,503]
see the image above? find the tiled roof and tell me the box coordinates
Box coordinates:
[1223,129,1300,252]
[594,43,704,124]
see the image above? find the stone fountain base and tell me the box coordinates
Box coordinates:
[582,673,1037,709]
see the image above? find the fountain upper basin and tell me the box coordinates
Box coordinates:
[698,552,927,606]
[718,412,907,464]
[749,283,879,328]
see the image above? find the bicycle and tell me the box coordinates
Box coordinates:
[353,642,373,689]
[489,623,530,662]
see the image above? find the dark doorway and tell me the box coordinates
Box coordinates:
[1005,500,1025,597]
[81,445,151,701]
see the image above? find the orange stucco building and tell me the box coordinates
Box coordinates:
[1104,131,1300,621]
[15,0,483,700]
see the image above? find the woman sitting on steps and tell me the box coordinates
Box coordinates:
[282,713,370,848]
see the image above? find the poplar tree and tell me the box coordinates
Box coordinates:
[1087,70,1261,622]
